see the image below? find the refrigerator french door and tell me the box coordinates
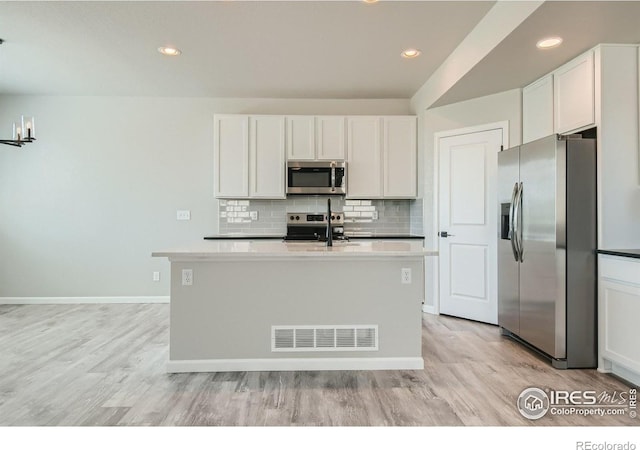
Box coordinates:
[498,134,597,369]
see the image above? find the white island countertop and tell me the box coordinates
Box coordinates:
[153,239,437,261]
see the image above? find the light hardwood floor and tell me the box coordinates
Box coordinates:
[0,303,636,426]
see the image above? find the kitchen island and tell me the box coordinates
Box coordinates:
[153,240,435,373]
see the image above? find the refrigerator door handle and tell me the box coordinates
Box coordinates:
[515,182,524,262]
[508,182,519,261]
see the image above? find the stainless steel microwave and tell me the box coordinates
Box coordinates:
[286,161,346,195]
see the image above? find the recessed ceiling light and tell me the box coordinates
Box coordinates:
[363,0,379,3]
[401,48,421,59]
[536,37,563,49]
[158,46,182,56]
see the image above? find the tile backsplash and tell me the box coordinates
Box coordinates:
[218,197,420,236]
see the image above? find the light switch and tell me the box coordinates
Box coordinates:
[177,210,191,221]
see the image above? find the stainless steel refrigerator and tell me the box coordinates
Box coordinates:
[498,134,596,369]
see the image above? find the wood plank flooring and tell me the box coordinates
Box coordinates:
[0,303,636,426]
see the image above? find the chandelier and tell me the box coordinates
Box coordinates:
[1,116,36,147]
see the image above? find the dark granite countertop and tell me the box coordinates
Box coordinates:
[204,235,284,240]
[345,235,425,239]
[204,234,425,240]
[597,249,640,259]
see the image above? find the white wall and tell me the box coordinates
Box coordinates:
[0,96,410,299]
[413,89,522,309]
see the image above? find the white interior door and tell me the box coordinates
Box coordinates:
[438,127,503,324]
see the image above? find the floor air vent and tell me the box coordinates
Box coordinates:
[272,325,378,352]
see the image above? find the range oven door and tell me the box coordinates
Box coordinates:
[287,161,346,195]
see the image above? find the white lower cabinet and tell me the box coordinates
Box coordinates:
[598,254,640,386]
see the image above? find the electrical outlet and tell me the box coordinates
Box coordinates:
[153,271,160,282]
[177,210,191,221]
[182,269,193,286]
[250,211,258,220]
[401,268,412,284]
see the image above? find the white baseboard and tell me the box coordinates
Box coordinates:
[167,357,425,373]
[599,359,640,387]
[0,296,170,305]
[422,304,438,315]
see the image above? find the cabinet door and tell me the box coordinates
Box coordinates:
[382,116,417,198]
[599,279,640,369]
[598,255,640,382]
[522,74,553,144]
[214,115,248,198]
[316,116,346,160]
[346,117,382,199]
[249,116,286,198]
[286,116,315,160]
[554,51,595,134]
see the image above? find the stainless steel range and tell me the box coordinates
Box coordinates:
[284,212,346,242]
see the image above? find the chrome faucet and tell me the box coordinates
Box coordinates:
[326,198,332,247]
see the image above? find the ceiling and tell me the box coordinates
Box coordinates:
[1,1,640,107]
[434,0,640,107]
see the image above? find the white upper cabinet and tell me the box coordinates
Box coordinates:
[554,50,595,134]
[214,114,285,199]
[382,116,417,198]
[214,115,248,198]
[249,116,286,198]
[316,116,346,160]
[287,116,345,161]
[346,117,382,198]
[286,116,315,160]
[522,74,554,144]
[216,114,416,199]
[346,116,417,199]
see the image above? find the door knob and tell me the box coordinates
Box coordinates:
[439,231,455,238]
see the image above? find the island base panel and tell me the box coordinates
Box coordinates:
[168,258,424,372]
